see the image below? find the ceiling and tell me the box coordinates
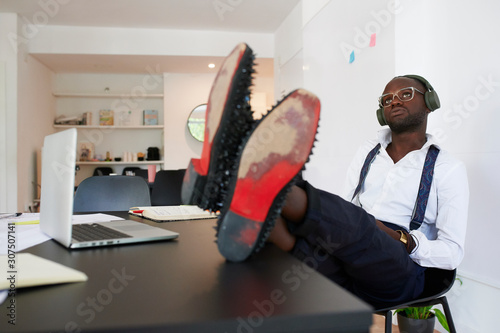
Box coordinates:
[0,0,300,75]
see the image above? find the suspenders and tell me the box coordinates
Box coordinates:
[352,144,440,230]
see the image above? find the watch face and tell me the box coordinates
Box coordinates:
[398,231,408,244]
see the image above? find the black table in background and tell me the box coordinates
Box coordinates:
[1,212,372,332]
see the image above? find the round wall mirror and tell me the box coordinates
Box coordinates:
[187,104,206,142]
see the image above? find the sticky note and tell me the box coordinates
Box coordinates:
[369,33,376,47]
[349,51,355,63]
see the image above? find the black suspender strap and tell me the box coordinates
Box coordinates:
[351,143,381,201]
[352,144,440,230]
[409,145,440,230]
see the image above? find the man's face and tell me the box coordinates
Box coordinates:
[381,77,429,133]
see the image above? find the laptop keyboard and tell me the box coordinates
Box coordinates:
[72,223,132,242]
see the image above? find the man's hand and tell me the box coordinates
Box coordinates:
[375,220,416,253]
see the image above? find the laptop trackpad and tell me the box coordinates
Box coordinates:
[105,220,178,237]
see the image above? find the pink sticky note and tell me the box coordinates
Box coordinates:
[369,33,376,47]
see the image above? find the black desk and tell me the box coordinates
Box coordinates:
[2,213,372,332]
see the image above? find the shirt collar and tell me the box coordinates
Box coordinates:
[377,128,441,150]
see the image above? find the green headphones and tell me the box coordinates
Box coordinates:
[376,74,441,126]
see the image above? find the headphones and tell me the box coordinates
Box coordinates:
[376,74,441,126]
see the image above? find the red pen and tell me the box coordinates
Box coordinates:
[132,210,144,214]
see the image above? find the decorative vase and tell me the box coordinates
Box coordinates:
[397,312,436,333]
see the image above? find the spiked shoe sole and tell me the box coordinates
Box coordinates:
[217,89,321,262]
[181,43,255,209]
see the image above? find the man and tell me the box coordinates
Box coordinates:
[182,44,468,308]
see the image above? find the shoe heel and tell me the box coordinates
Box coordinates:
[181,159,207,206]
[217,210,262,262]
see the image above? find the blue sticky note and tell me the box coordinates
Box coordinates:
[349,51,355,63]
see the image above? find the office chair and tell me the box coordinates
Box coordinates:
[150,169,186,206]
[92,167,114,176]
[375,268,457,333]
[73,175,151,212]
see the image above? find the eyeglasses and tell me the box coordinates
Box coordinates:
[378,87,425,107]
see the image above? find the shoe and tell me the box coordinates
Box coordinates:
[216,89,321,262]
[181,43,256,211]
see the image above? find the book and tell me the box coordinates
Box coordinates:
[0,253,87,290]
[99,109,114,126]
[143,109,158,125]
[82,111,93,125]
[128,205,217,222]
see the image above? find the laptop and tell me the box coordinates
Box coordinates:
[40,128,179,249]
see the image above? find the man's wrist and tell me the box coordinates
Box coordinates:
[397,230,416,254]
[396,230,408,245]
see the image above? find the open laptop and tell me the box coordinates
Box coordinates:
[40,128,179,249]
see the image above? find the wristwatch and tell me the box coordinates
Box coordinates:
[396,230,408,245]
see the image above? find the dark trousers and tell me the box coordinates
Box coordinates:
[289,181,426,309]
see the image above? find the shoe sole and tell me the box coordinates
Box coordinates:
[181,43,255,210]
[216,89,321,262]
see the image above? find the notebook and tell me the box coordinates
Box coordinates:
[39,128,179,249]
[128,205,217,222]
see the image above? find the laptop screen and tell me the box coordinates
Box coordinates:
[39,128,78,247]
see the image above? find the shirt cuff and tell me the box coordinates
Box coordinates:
[408,230,430,262]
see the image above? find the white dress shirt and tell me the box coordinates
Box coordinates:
[343,129,469,270]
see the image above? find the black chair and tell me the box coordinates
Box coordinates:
[74,175,151,212]
[375,268,457,333]
[93,167,114,176]
[150,169,186,206]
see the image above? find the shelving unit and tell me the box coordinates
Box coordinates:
[52,73,166,185]
[53,92,164,98]
[76,161,164,166]
[54,125,164,130]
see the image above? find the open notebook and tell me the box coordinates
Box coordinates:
[129,205,217,222]
[40,128,178,249]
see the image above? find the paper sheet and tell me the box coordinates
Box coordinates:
[0,253,87,290]
[0,213,124,254]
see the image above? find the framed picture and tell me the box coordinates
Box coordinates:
[78,141,95,161]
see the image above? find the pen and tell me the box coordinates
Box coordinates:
[0,213,22,220]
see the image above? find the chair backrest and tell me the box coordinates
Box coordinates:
[150,169,186,206]
[73,175,151,212]
[93,167,114,176]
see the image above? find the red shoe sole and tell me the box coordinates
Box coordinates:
[217,89,321,261]
[181,43,255,209]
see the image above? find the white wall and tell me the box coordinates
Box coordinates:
[0,14,18,212]
[274,1,303,99]
[30,25,275,59]
[17,55,55,211]
[163,73,215,170]
[301,0,396,194]
[163,71,275,170]
[394,1,500,332]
